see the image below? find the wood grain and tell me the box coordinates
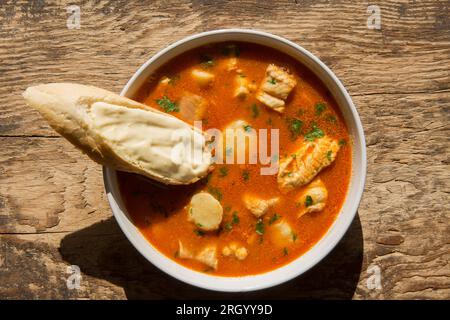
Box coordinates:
[0,0,449,299]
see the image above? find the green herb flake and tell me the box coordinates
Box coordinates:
[283,247,289,256]
[219,167,229,177]
[339,139,347,146]
[242,170,250,182]
[315,102,327,116]
[256,219,265,235]
[251,104,259,118]
[208,186,223,202]
[305,195,313,207]
[288,118,303,139]
[304,124,325,141]
[155,96,179,113]
[232,211,240,225]
[268,78,277,84]
[224,205,232,212]
[269,213,281,225]
[194,229,205,237]
[243,124,252,132]
[292,232,298,242]
[266,118,273,126]
[326,150,333,161]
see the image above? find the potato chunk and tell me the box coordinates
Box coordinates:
[256,64,297,113]
[188,192,223,231]
[191,69,215,87]
[243,194,279,218]
[196,245,218,269]
[277,136,340,193]
[270,220,295,246]
[178,92,208,122]
[297,179,328,218]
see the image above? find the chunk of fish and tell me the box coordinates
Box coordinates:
[297,179,328,218]
[178,241,194,259]
[269,219,295,246]
[260,64,297,100]
[277,136,340,192]
[191,69,215,87]
[256,64,297,113]
[243,194,279,218]
[196,245,218,269]
[178,92,208,122]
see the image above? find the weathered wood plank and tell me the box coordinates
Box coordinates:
[0,0,449,136]
[1,91,448,299]
[0,0,449,299]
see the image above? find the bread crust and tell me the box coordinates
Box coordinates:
[23,83,212,185]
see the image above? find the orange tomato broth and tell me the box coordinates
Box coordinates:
[117,42,352,276]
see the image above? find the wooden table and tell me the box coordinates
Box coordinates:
[0,0,449,299]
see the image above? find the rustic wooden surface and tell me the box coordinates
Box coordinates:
[0,0,449,300]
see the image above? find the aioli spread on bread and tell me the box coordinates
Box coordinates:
[23,83,212,185]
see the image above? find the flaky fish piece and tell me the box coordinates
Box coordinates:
[297,179,328,218]
[242,194,279,218]
[256,64,297,113]
[277,136,340,193]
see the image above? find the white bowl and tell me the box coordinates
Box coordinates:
[103,29,366,292]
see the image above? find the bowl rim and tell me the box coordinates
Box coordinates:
[103,28,367,292]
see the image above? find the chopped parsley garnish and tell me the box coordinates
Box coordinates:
[305,195,313,207]
[242,170,250,181]
[219,167,228,177]
[269,213,281,225]
[224,205,232,212]
[304,124,325,141]
[243,124,252,132]
[326,150,333,161]
[266,118,273,126]
[155,96,179,112]
[339,139,347,146]
[288,118,303,139]
[208,186,223,201]
[251,104,259,118]
[292,232,298,242]
[315,102,327,115]
[283,247,289,256]
[232,211,240,225]
[256,219,265,235]
[194,229,205,237]
[268,78,277,84]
